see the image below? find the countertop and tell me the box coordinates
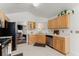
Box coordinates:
[28,33,69,38]
[46,34,69,38]
[0,36,12,39]
[0,36,12,46]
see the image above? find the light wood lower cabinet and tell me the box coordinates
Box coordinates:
[28,35,36,45]
[28,35,46,45]
[53,36,69,55]
[29,35,69,55]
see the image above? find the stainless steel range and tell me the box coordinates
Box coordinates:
[0,36,12,56]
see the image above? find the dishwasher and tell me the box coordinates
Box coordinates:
[46,35,53,47]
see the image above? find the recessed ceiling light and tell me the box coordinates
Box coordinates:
[32,3,40,7]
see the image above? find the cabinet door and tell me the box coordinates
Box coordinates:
[37,35,46,44]
[31,22,36,29]
[60,15,69,28]
[58,16,62,28]
[48,15,70,29]
[55,37,61,50]
[48,20,51,29]
[58,15,70,29]
[59,38,65,53]
[63,15,70,28]
[60,38,69,54]
[56,18,60,29]
[48,19,56,29]
[28,21,36,30]
[61,15,66,28]
[55,37,65,53]
[29,35,36,45]
[54,19,57,29]
[58,16,63,28]
[53,36,69,54]
[52,19,56,29]
[50,21,53,29]
[53,36,64,52]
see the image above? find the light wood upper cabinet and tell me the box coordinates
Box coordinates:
[0,10,9,28]
[54,18,59,28]
[28,21,36,30]
[48,20,52,29]
[58,15,70,28]
[48,15,70,29]
[48,18,58,29]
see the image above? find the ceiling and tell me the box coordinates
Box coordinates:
[0,3,79,18]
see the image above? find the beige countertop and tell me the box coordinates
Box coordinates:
[52,34,69,38]
[46,34,69,38]
[29,33,69,38]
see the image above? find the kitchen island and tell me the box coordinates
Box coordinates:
[28,35,46,47]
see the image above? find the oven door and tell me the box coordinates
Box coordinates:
[2,42,11,56]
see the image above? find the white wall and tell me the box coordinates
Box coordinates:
[6,11,48,34]
[6,12,36,34]
[6,12,36,22]
[59,7,79,55]
[69,7,79,55]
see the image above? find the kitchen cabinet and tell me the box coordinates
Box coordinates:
[58,15,70,28]
[28,35,46,45]
[36,35,46,44]
[0,11,9,28]
[46,35,69,55]
[28,35,36,45]
[48,20,52,29]
[53,36,69,55]
[54,18,58,28]
[53,36,61,50]
[48,18,58,29]
[28,21,36,30]
[48,15,70,29]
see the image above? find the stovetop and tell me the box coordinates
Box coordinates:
[0,38,11,47]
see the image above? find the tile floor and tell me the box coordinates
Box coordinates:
[12,43,65,56]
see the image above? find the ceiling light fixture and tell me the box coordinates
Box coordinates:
[33,3,40,7]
